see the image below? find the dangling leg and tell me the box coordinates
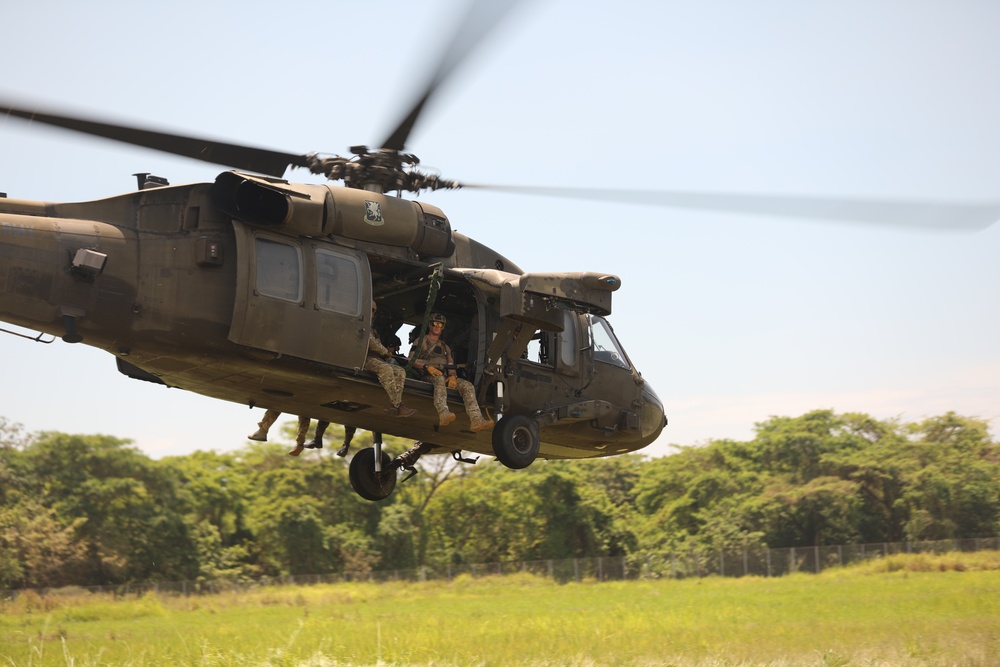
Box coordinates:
[306,420,329,449]
[288,416,310,457]
[337,425,357,458]
[389,365,416,417]
[248,409,281,441]
[458,379,493,432]
[432,375,456,426]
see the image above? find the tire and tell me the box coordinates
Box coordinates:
[492,414,540,469]
[349,447,397,501]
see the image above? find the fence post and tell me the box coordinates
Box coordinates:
[766,548,772,577]
[743,548,748,577]
[814,546,820,573]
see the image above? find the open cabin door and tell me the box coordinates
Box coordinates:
[228,222,371,368]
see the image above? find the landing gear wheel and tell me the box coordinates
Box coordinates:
[349,447,397,501]
[492,414,540,469]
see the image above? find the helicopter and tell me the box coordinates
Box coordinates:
[3,1,999,500]
[0,2,677,500]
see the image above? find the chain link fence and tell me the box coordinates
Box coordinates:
[3,537,997,601]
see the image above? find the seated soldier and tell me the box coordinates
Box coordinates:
[408,312,493,432]
[368,301,416,417]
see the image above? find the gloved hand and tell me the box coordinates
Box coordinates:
[425,365,443,377]
[446,375,457,389]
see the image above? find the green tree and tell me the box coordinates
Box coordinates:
[11,432,196,584]
[0,499,87,588]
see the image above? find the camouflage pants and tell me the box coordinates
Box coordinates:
[365,355,405,406]
[429,375,484,422]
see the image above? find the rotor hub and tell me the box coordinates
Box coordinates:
[304,147,460,195]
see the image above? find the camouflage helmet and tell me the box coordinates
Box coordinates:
[429,312,447,326]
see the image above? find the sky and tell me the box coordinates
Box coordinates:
[1,0,999,460]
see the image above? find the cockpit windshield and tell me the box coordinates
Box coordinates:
[589,315,631,369]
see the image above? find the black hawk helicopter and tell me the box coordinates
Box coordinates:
[0,2,675,500]
[2,1,998,500]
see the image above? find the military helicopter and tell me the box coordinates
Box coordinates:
[0,2,677,500]
[2,1,998,501]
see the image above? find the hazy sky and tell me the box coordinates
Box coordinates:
[2,0,998,460]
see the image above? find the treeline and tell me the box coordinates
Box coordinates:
[1,410,997,589]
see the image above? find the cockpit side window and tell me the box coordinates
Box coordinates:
[255,237,302,302]
[525,331,551,366]
[590,315,630,369]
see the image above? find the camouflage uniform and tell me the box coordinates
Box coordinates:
[250,329,410,457]
[410,333,493,431]
[365,331,406,407]
[247,409,312,456]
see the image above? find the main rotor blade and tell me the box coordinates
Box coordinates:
[380,0,526,152]
[461,184,1000,231]
[0,100,311,177]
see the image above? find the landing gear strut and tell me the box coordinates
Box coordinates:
[348,441,436,501]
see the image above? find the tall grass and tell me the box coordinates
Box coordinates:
[1,553,998,666]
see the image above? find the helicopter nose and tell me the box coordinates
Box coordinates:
[639,386,667,445]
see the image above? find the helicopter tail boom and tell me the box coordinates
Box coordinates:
[0,204,128,343]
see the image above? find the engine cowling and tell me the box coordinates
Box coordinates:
[210,171,455,257]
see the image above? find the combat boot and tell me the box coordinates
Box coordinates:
[439,411,457,427]
[337,425,357,458]
[306,420,329,449]
[463,395,494,432]
[470,415,494,432]
[395,403,417,418]
[248,409,280,441]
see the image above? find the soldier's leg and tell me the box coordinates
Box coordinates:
[307,420,329,449]
[365,357,416,417]
[431,375,456,426]
[337,425,357,457]
[248,408,281,441]
[388,365,416,417]
[288,416,310,457]
[457,379,493,432]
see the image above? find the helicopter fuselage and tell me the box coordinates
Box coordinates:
[0,171,665,463]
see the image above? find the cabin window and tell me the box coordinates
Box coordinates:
[315,249,362,316]
[255,237,302,302]
[558,311,577,368]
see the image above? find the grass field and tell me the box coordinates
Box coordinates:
[2,552,998,667]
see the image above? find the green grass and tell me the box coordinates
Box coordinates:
[1,553,998,666]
